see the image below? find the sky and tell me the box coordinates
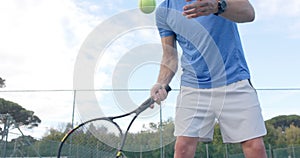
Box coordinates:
[0,0,300,140]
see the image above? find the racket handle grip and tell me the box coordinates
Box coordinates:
[136,85,172,115]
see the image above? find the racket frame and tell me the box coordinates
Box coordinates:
[57,85,171,158]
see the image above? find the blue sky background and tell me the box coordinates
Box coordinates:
[0,0,300,139]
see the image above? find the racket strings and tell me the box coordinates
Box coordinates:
[59,120,122,157]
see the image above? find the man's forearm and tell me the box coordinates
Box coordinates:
[157,37,178,85]
[157,55,178,85]
[220,0,255,23]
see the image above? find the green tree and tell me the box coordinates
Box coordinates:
[267,115,300,130]
[39,128,64,157]
[285,124,300,145]
[265,115,300,148]
[264,122,278,146]
[9,135,40,157]
[42,128,65,142]
[275,127,288,148]
[0,98,41,128]
[0,77,5,88]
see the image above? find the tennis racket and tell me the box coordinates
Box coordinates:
[57,85,171,158]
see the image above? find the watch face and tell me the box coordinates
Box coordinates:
[220,0,227,10]
[215,0,227,15]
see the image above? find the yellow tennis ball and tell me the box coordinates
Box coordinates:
[139,0,156,14]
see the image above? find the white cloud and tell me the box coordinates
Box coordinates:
[0,0,165,139]
[0,0,105,139]
[251,0,300,39]
[0,0,103,90]
[254,0,300,18]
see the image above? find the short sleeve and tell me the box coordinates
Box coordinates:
[155,2,175,37]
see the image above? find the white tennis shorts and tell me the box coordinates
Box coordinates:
[174,80,267,143]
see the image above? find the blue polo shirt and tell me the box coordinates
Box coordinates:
[156,0,250,88]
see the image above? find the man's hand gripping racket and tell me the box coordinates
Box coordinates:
[57,85,171,158]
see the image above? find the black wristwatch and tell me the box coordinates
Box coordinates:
[214,0,227,16]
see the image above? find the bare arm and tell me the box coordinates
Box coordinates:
[151,35,178,104]
[183,0,255,23]
[157,36,178,85]
[221,0,255,22]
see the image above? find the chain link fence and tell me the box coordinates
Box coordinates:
[1,89,300,157]
[1,139,300,158]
